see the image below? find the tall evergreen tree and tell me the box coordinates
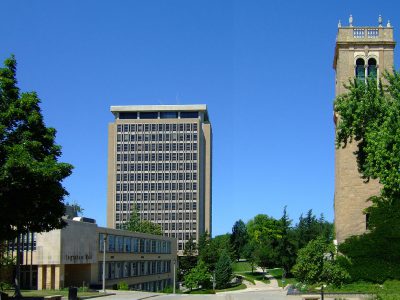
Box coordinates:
[230,219,248,261]
[215,251,233,289]
[0,56,73,297]
[276,206,296,273]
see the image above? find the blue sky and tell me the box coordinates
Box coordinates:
[1,1,400,236]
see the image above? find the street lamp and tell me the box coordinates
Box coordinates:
[102,234,108,293]
[173,259,176,294]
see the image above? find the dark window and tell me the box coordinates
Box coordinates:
[366,213,370,230]
[180,112,198,119]
[368,58,377,79]
[356,58,365,81]
[160,111,178,119]
[140,112,158,119]
[119,112,138,119]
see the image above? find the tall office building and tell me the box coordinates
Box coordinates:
[333,16,395,243]
[107,105,212,253]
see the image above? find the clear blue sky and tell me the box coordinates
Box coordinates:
[1,1,400,236]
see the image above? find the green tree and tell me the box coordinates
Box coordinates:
[247,214,282,268]
[334,73,400,281]
[230,219,248,261]
[124,208,162,235]
[292,237,349,286]
[243,240,257,273]
[0,56,73,297]
[197,231,218,271]
[215,251,233,289]
[184,260,211,291]
[294,210,333,250]
[178,236,198,281]
[276,206,297,273]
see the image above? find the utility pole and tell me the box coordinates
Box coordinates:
[102,234,107,293]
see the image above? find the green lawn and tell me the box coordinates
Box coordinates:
[4,289,102,298]
[232,261,254,272]
[324,280,400,299]
[185,283,247,294]
[235,272,270,284]
[216,283,247,292]
[267,268,298,287]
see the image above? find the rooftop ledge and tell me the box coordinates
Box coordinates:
[110,104,208,113]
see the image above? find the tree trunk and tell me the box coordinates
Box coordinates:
[14,232,22,299]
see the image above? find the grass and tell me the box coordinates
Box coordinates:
[216,283,247,293]
[267,268,298,287]
[4,289,101,298]
[185,289,215,294]
[185,283,247,294]
[324,279,400,298]
[235,271,270,284]
[232,261,253,273]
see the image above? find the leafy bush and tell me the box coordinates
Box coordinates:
[339,228,400,283]
[292,237,349,286]
[117,281,129,290]
[0,282,12,291]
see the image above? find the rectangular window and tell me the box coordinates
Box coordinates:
[160,111,178,119]
[119,112,138,119]
[133,238,139,252]
[99,233,105,252]
[108,235,115,252]
[180,111,198,118]
[140,239,145,253]
[140,112,158,119]
[124,237,131,252]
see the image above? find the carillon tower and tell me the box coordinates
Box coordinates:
[333,15,395,243]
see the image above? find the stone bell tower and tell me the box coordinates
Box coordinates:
[333,15,395,244]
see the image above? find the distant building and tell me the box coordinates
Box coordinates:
[8,219,176,291]
[333,16,395,243]
[107,105,212,254]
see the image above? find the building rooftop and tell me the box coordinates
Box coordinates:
[110,104,207,113]
[110,104,209,121]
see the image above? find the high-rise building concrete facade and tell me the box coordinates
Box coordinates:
[333,16,395,243]
[107,105,212,253]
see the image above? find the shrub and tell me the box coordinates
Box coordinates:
[117,281,129,290]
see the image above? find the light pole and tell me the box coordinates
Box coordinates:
[102,234,107,293]
[173,260,176,294]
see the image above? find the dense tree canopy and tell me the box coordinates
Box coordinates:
[335,73,400,282]
[0,56,73,240]
[335,72,400,199]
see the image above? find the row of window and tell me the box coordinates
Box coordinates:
[116,212,197,222]
[117,172,197,182]
[117,142,197,152]
[116,152,197,162]
[116,192,197,202]
[130,279,172,292]
[99,260,171,280]
[118,111,199,120]
[116,219,197,233]
[7,232,37,252]
[117,132,198,143]
[117,123,197,133]
[99,234,172,254]
[116,182,198,192]
[116,162,197,172]
[116,201,197,211]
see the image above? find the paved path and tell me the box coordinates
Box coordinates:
[99,268,286,300]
